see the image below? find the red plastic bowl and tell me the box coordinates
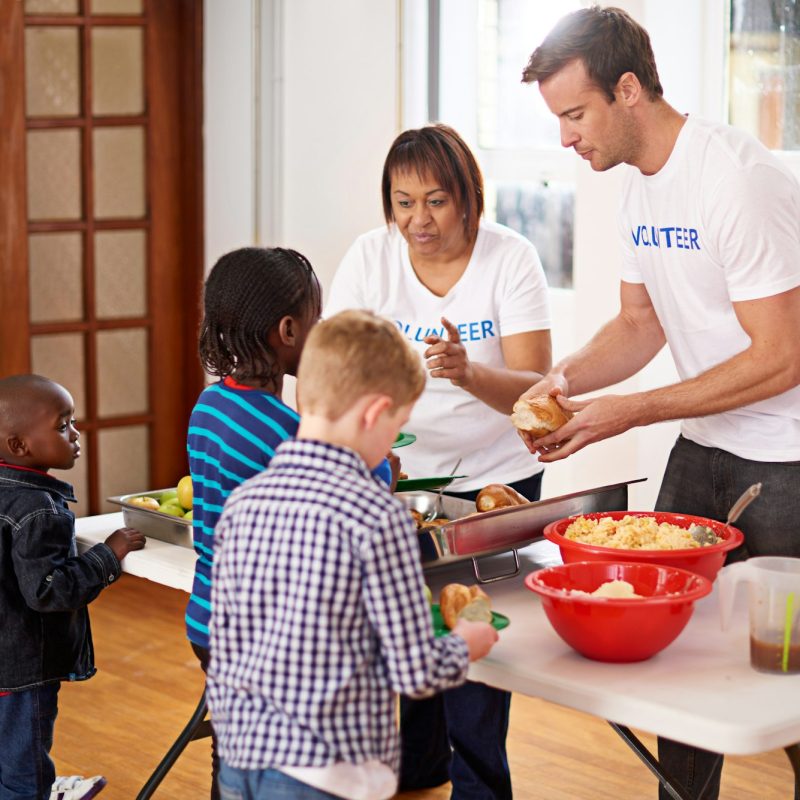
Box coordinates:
[543,511,744,582]
[524,561,712,662]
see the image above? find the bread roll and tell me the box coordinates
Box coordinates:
[475,483,529,513]
[440,583,490,629]
[457,596,493,624]
[510,394,572,438]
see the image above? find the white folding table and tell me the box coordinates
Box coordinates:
[77,513,800,799]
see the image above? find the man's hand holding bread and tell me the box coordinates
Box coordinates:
[512,375,639,462]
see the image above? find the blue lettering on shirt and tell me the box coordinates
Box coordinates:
[394,319,497,343]
[630,224,701,250]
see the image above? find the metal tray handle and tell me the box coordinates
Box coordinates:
[471,549,520,584]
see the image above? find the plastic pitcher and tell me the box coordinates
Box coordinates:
[718,556,800,673]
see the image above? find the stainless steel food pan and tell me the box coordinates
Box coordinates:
[107,490,193,549]
[401,478,645,583]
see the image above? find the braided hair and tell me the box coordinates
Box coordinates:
[198,247,321,388]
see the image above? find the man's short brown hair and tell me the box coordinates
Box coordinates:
[297,310,426,420]
[521,5,663,103]
[381,124,484,243]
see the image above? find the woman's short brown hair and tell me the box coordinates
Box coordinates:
[381,124,484,242]
[521,6,663,103]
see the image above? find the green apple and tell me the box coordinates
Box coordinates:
[158,500,185,517]
[424,585,433,605]
[183,509,193,520]
[160,489,179,504]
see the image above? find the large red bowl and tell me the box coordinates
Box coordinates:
[524,561,713,662]
[543,511,744,582]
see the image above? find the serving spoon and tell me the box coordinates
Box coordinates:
[689,482,762,545]
[424,457,462,522]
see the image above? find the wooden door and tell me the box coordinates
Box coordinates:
[0,0,204,516]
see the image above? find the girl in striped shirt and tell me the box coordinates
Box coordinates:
[185,247,322,799]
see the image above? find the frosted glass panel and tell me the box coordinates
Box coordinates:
[25,27,80,117]
[95,230,146,318]
[51,440,89,518]
[97,425,149,513]
[30,332,86,419]
[93,126,145,219]
[27,129,82,220]
[96,328,148,416]
[91,27,144,116]
[92,0,144,14]
[29,232,84,323]
[24,0,79,13]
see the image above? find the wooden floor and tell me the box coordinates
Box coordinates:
[53,575,794,799]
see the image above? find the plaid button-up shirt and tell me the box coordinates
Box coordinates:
[207,439,469,773]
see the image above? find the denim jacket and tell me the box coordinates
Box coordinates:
[0,464,121,691]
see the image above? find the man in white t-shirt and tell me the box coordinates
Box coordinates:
[518,7,800,800]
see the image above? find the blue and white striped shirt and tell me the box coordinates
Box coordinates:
[207,439,469,773]
[185,378,299,648]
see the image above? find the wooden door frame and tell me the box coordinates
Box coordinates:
[0,0,205,501]
[148,0,205,487]
[0,2,29,376]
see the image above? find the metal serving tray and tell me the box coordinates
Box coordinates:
[401,478,645,583]
[107,489,193,549]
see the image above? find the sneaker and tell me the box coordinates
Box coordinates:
[49,775,107,800]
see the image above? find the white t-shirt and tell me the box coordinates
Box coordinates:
[619,115,800,461]
[327,219,551,491]
[281,761,396,800]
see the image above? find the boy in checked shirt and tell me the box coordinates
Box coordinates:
[207,310,498,800]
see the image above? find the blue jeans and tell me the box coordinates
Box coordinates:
[398,472,542,799]
[218,764,344,800]
[0,683,60,800]
[655,436,800,800]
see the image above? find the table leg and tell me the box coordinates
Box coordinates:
[136,690,213,800]
[784,743,800,800]
[608,723,722,800]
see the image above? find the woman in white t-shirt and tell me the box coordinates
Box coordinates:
[326,124,552,800]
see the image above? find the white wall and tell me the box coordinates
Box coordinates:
[279,1,399,286]
[203,0,729,510]
[203,0,256,272]
[204,0,399,287]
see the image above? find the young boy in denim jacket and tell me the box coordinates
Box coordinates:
[0,374,145,800]
[207,310,499,800]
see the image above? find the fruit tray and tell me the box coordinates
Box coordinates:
[401,478,645,584]
[107,489,193,549]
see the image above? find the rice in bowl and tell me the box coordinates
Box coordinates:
[564,514,710,550]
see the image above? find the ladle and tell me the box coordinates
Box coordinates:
[689,483,761,545]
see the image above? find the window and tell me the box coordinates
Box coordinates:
[404,0,581,289]
[729,0,800,150]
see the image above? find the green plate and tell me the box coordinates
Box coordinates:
[431,604,510,638]
[393,431,417,449]
[396,475,467,492]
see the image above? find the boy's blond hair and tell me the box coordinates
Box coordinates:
[297,310,425,419]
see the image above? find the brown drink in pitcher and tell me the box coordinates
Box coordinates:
[750,635,800,674]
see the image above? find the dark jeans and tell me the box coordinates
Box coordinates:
[0,683,60,800]
[191,642,221,800]
[655,436,800,800]
[399,471,542,799]
[399,683,512,800]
